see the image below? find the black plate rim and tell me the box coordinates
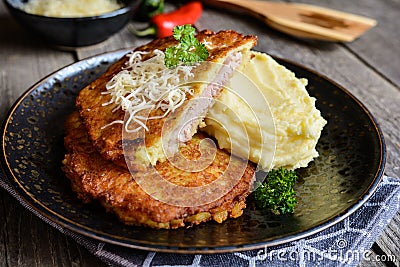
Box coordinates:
[0,49,386,253]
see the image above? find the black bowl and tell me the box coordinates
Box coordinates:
[4,0,140,47]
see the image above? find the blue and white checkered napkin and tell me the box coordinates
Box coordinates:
[1,167,399,266]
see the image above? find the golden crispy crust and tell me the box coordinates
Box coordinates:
[75,30,257,168]
[62,112,256,229]
[136,29,257,62]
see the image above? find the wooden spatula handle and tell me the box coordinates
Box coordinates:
[202,0,377,42]
[202,0,274,18]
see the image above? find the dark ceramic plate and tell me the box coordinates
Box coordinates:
[0,49,386,253]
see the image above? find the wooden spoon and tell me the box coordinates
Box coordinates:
[202,0,377,42]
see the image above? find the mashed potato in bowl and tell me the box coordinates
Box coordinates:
[19,0,123,17]
[203,51,327,170]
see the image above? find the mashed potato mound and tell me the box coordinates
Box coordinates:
[20,0,123,17]
[203,51,327,170]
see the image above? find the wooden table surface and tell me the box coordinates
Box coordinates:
[1,0,399,266]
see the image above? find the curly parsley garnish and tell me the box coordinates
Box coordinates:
[254,167,298,214]
[164,25,209,68]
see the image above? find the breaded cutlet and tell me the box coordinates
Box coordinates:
[62,112,256,229]
[76,30,257,169]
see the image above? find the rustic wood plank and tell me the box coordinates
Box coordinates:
[1,0,399,266]
[0,2,106,266]
[374,214,400,266]
[1,192,106,267]
[0,6,74,122]
[289,0,400,88]
[0,192,7,267]
[75,26,153,59]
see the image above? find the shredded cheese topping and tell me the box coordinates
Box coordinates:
[103,50,196,132]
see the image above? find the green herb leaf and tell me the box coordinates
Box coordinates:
[254,167,298,214]
[165,25,209,68]
[135,0,164,22]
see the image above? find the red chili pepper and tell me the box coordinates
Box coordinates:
[132,1,203,38]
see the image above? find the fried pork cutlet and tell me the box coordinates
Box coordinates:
[76,30,257,169]
[62,112,256,229]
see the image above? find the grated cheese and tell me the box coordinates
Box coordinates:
[103,50,196,133]
[19,0,123,18]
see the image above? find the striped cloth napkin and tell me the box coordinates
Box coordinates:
[1,168,399,267]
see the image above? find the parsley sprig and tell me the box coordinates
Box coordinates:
[164,25,209,68]
[254,167,298,214]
